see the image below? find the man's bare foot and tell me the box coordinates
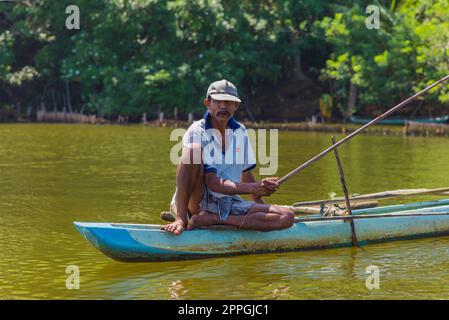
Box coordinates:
[187,212,220,230]
[162,219,186,235]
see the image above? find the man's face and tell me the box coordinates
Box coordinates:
[204,97,239,122]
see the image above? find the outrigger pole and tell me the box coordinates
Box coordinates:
[331,136,358,247]
[278,74,449,185]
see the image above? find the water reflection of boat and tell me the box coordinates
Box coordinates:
[74,198,449,262]
[350,115,449,125]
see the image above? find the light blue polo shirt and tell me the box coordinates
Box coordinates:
[172,111,256,202]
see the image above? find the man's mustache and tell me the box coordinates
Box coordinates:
[217,111,230,116]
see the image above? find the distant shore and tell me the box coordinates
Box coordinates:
[2,117,449,137]
[144,119,449,137]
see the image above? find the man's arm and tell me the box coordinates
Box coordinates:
[241,171,265,204]
[205,172,278,197]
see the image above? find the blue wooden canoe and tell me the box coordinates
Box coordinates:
[74,199,449,262]
[351,115,449,125]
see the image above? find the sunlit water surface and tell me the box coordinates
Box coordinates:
[1,124,449,299]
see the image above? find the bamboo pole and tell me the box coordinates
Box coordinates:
[278,75,449,185]
[331,136,358,246]
[293,187,449,207]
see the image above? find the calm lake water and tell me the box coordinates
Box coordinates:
[1,123,449,299]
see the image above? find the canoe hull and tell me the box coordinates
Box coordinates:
[75,205,449,262]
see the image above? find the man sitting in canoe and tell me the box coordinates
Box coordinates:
[164,79,295,235]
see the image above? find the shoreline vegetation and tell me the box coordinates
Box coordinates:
[2,1,449,126]
[4,110,449,137]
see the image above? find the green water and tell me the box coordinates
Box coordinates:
[1,124,449,299]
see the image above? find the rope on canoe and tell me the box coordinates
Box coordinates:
[320,203,349,217]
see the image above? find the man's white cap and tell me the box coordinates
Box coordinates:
[206,79,241,103]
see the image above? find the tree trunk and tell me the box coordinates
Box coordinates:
[52,87,57,112]
[62,89,67,113]
[26,106,33,119]
[293,50,307,80]
[347,82,357,121]
[289,32,306,81]
[244,94,257,124]
[65,81,72,113]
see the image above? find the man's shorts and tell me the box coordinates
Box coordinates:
[200,188,255,222]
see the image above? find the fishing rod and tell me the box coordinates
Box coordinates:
[278,74,449,185]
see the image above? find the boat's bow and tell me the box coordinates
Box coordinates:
[74,222,178,262]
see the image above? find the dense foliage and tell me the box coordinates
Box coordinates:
[317,0,449,118]
[0,0,448,120]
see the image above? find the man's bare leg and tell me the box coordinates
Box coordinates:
[187,204,295,231]
[186,164,204,216]
[186,211,221,230]
[164,146,204,235]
